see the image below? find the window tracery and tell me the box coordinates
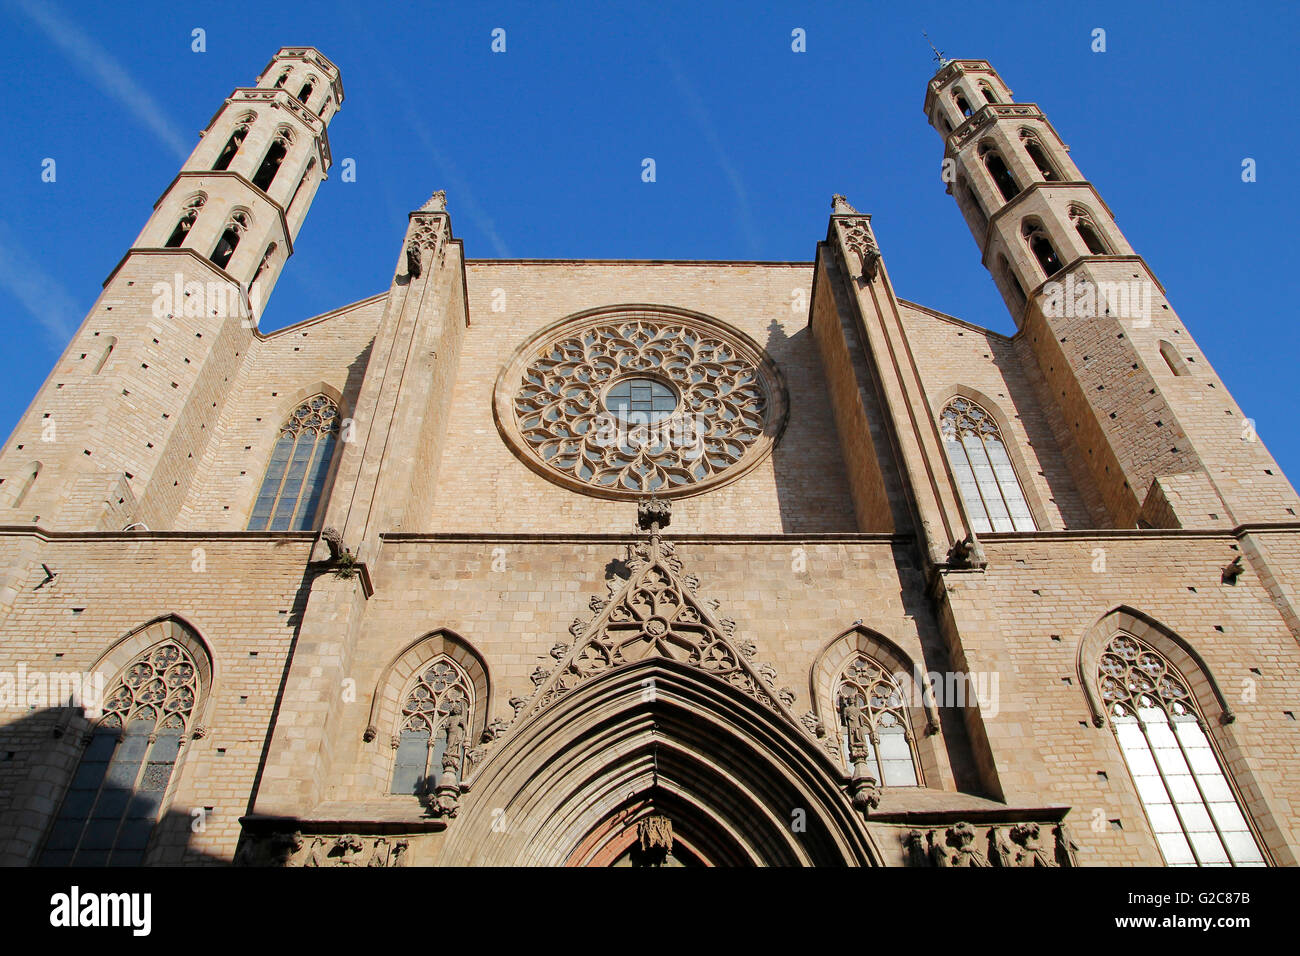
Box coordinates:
[1099,633,1265,866]
[247,394,340,531]
[390,658,474,796]
[499,310,785,498]
[39,639,201,866]
[940,397,1036,532]
[835,653,918,786]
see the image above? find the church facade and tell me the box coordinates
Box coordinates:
[1,48,1297,866]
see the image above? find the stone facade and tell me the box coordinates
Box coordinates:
[0,50,1297,867]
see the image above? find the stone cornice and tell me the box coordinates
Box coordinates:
[463,258,814,267]
[256,46,345,105]
[895,298,1015,342]
[254,291,389,340]
[0,526,318,542]
[149,169,296,259]
[5,523,1299,545]
[201,88,333,171]
[1018,253,1169,300]
[944,102,1061,153]
[978,180,1117,263]
[379,531,913,545]
[100,246,254,309]
[923,59,999,115]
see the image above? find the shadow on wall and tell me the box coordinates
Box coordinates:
[0,706,229,867]
[765,318,859,534]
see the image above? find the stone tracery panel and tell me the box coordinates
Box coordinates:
[494,307,788,498]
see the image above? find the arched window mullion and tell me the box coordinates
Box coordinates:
[835,653,919,787]
[1100,633,1266,867]
[965,430,1012,530]
[1132,711,1202,865]
[289,429,330,530]
[248,396,340,532]
[941,397,1036,533]
[40,639,200,866]
[981,430,1034,531]
[1169,714,1237,865]
[978,431,1016,528]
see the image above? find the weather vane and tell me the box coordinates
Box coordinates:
[923,31,950,68]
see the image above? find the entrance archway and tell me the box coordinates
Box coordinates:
[440,658,880,866]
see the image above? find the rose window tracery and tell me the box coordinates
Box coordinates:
[496,308,787,498]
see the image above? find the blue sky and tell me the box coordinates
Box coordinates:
[1,0,1297,479]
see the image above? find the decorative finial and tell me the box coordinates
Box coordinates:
[923,31,950,69]
[419,189,447,212]
[637,496,671,534]
[637,496,671,561]
[831,194,858,215]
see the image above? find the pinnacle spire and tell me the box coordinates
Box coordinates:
[923,31,950,69]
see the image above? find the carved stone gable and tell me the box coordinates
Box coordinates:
[520,536,797,727]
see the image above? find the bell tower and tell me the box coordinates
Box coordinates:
[926,59,1299,528]
[0,48,342,532]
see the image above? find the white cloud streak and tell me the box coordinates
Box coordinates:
[0,222,81,347]
[661,51,763,256]
[9,0,191,160]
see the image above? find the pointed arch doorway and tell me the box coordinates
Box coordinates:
[568,791,747,867]
[439,659,879,867]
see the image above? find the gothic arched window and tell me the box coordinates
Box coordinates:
[287,158,316,215]
[940,397,1036,532]
[165,194,205,248]
[92,336,116,375]
[247,394,340,531]
[210,210,250,271]
[962,181,987,233]
[1159,341,1191,377]
[953,90,973,118]
[10,461,41,509]
[390,658,474,795]
[39,639,202,866]
[1022,220,1062,277]
[835,654,919,786]
[979,82,998,104]
[998,255,1026,312]
[252,128,292,192]
[1020,130,1060,182]
[980,144,1020,203]
[212,116,253,172]
[253,242,277,283]
[1069,205,1111,255]
[1098,634,1265,866]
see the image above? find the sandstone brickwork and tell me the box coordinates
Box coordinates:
[0,50,1296,868]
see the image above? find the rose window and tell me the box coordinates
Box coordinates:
[495,307,787,498]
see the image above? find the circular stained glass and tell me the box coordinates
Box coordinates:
[494,307,788,498]
[604,378,678,424]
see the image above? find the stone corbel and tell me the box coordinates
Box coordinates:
[946,533,987,570]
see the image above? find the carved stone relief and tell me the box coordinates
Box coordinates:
[901,821,1079,867]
